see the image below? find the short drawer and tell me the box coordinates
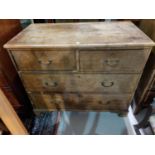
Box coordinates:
[11,50,76,71]
[80,50,149,73]
[29,93,131,111]
[21,73,139,93]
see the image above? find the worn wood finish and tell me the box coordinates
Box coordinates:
[11,50,76,71]
[4,22,155,113]
[29,93,131,111]
[21,73,140,93]
[11,49,150,73]
[4,22,154,49]
[80,50,150,73]
[0,88,28,134]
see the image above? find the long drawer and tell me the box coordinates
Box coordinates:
[21,73,139,93]
[11,50,76,71]
[80,50,149,73]
[29,93,131,111]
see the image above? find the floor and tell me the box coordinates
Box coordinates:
[23,107,136,135]
[57,107,136,135]
[24,104,144,135]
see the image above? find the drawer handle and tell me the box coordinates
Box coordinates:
[44,81,58,87]
[101,81,114,87]
[104,59,119,66]
[38,60,52,65]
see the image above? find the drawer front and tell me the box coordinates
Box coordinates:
[11,50,76,71]
[80,50,149,73]
[29,93,131,111]
[21,73,139,93]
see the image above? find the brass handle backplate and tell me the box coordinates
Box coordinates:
[44,81,58,87]
[101,81,114,87]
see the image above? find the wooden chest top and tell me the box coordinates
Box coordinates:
[4,21,155,49]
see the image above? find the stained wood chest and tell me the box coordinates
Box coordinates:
[4,21,155,115]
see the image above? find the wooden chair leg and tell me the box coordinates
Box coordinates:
[0,88,28,135]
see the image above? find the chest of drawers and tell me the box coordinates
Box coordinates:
[4,21,155,115]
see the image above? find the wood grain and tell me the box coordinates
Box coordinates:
[0,88,28,134]
[4,22,155,49]
[11,50,76,71]
[29,93,131,111]
[21,73,140,93]
[4,22,155,114]
[80,49,150,73]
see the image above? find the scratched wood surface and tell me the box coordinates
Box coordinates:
[4,22,155,114]
[21,73,140,93]
[11,50,76,71]
[79,49,150,73]
[29,93,131,111]
[10,49,150,73]
[4,22,154,49]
